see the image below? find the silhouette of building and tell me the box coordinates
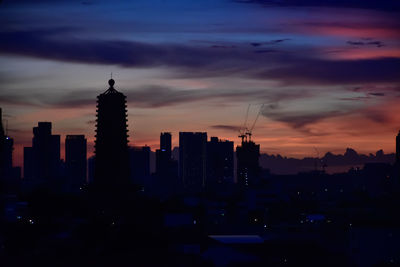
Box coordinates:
[94,79,130,187]
[206,137,234,186]
[397,131,400,164]
[129,146,150,186]
[156,132,172,175]
[0,108,14,177]
[65,135,87,190]
[236,139,260,187]
[23,122,60,182]
[179,132,207,191]
[23,147,34,179]
[87,155,95,184]
[160,132,172,158]
[0,108,14,180]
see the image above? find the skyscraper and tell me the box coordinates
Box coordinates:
[0,108,12,179]
[23,147,34,179]
[129,146,150,186]
[396,131,400,164]
[65,135,87,190]
[207,137,234,186]
[0,108,20,190]
[236,139,260,188]
[94,79,130,187]
[160,132,172,159]
[179,132,207,191]
[156,132,172,175]
[24,122,60,181]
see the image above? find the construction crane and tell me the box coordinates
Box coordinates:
[238,104,264,143]
[238,104,251,143]
[246,104,264,141]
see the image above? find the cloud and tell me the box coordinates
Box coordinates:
[210,125,242,132]
[347,40,384,47]
[1,29,399,85]
[0,84,313,111]
[257,57,400,85]
[234,0,400,11]
[368,92,385,96]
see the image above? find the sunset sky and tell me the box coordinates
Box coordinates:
[0,0,399,167]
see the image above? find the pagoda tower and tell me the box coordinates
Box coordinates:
[94,79,130,187]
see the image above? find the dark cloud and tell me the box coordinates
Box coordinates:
[1,29,399,85]
[364,110,390,123]
[347,40,384,47]
[347,41,365,45]
[261,106,344,128]
[234,0,400,12]
[368,92,385,96]
[210,125,242,132]
[251,39,290,47]
[254,49,279,53]
[210,45,236,49]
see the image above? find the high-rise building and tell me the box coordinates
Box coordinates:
[156,132,172,175]
[23,147,34,179]
[0,108,13,179]
[87,156,95,184]
[160,132,172,159]
[207,137,234,186]
[179,132,207,191]
[129,146,150,186]
[94,79,130,187]
[2,136,14,177]
[396,131,400,164]
[24,122,60,181]
[0,108,21,190]
[65,135,87,189]
[236,139,260,187]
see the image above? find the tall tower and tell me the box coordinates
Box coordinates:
[94,79,130,187]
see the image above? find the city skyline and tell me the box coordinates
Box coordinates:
[1,0,400,167]
[1,2,400,266]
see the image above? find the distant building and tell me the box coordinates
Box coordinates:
[65,135,87,190]
[156,132,173,175]
[23,122,60,181]
[94,79,130,187]
[87,155,95,184]
[0,108,15,180]
[160,132,172,159]
[236,139,260,187]
[1,136,13,178]
[397,131,400,164]
[129,146,150,186]
[23,147,34,179]
[179,132,207,191]
[207,137,234,186]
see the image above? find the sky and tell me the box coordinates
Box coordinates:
[0,0,399,167]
